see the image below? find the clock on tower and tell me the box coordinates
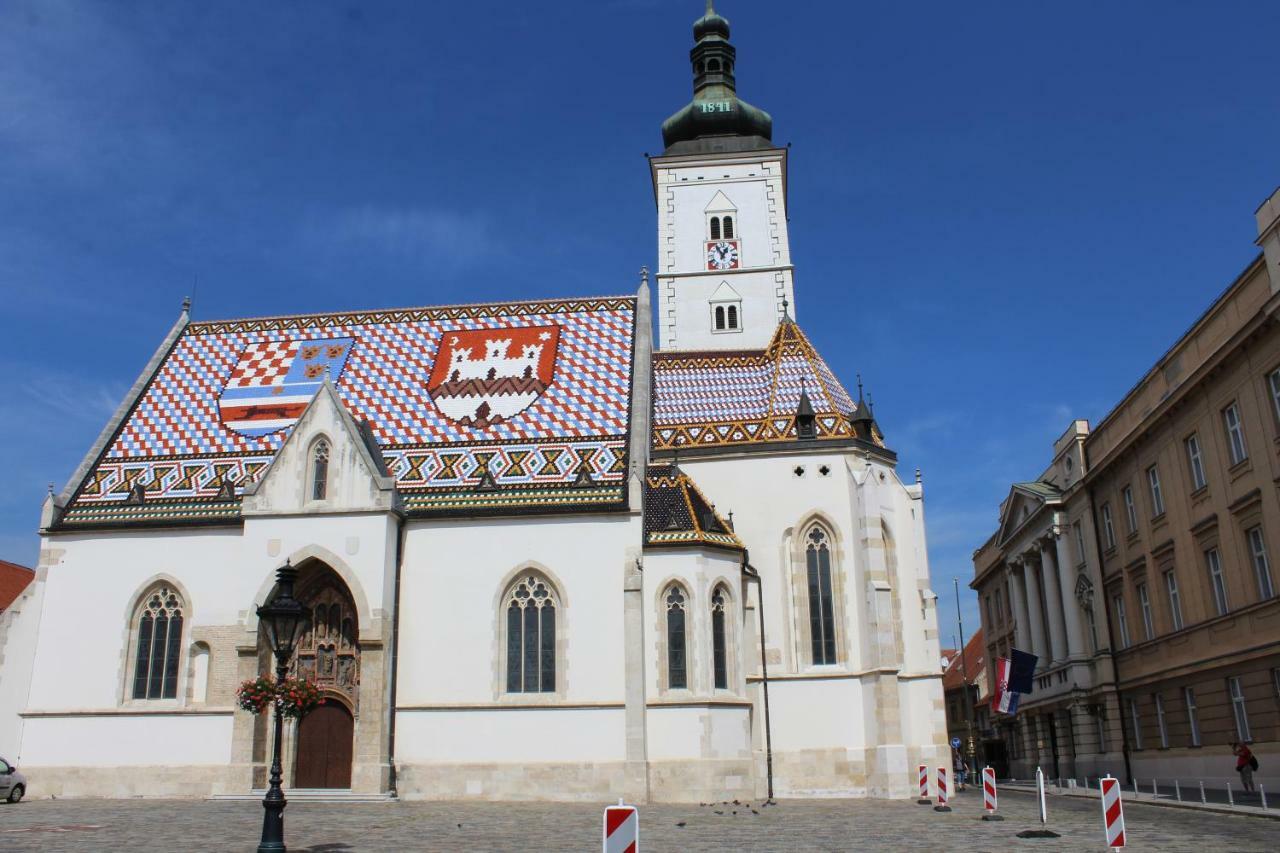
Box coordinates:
[705,240,740,271]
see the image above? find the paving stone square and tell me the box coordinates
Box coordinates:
[2,788,1278,851]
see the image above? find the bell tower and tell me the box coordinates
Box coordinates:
[649,2,795,351]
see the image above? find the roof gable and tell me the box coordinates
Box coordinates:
[241,379,399,516]
[995,482,1062,546]
[58,296,637,527]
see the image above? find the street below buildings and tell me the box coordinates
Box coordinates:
[0,787,1276,851]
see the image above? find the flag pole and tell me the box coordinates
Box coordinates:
[954,577,979,786]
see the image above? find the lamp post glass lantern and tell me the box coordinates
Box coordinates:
[256,561,311,853]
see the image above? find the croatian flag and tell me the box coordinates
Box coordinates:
[993,657,1021,715]
[218,337,355,437]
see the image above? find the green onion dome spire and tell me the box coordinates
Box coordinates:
[661,2,773,154]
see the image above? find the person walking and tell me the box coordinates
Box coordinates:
[1232,742,1257,793]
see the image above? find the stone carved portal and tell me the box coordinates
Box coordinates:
[288,564,359,790]
[292,568,360,712]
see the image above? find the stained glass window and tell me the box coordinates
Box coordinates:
[666,585,688,689]
[806,525,837,665]
[311,440,330,500]
[131,587,184,700]
[505,574,557,693]
[711,587,728,690]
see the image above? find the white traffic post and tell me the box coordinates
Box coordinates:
[1036,767,1048,826]
[1199,781,1206,804]
[981,765,1003,821]
[916,764,931,804]
[934,766,951,812]
[603,800,638,853]
[1174,780,1181,802]
[1227,781,1234,807]
[1260,785,1268,810]
[1100,775,1126,848]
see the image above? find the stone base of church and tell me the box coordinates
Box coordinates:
[647,758,756,802]
[16,764,235,799]
[395,760,631,802]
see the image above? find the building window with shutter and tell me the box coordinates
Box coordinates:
[1223,402,1248,465]
[1205,547,1229,616]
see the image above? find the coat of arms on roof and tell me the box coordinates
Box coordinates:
[427,325,560,428]
[218,337,355,437]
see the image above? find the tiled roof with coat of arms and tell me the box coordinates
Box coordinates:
[58,296,637,527]
[651,318,883,452]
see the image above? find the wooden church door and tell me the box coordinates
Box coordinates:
[294,702,354,789]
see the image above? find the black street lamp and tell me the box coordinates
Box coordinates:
[256,561,310,853]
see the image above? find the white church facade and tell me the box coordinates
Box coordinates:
[1,5,949,802]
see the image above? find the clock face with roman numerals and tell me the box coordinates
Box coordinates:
[706,240,740,271]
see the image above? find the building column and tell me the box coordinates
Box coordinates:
[1007,562,1031,655]
[1021,555,1049,670]
[1039,540,1069,665]
[1052,531,1087,660]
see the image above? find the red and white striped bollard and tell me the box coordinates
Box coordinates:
[934,765,951,812]
[603,800,638,853]
[981,765,1003,821]
[1100,775,1125,848]
[916,764,931,804]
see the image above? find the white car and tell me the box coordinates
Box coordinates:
[0,756,26,803]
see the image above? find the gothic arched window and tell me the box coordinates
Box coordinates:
[726,304,739,330]
[709,216,721,240]
[722,215,734,239]
[505,573,557,693]
[711,586,729,689]
[714,305,727,331]
[805,525,837,665]
[311,440,330,500]
[131,586,185,700]
[665,584,688,689]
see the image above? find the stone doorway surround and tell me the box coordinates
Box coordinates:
[229,552,392,795]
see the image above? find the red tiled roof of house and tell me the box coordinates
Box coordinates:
[942,629,984,692]
[0,559,35,611]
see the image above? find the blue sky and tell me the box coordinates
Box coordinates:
[2,1,1278,635]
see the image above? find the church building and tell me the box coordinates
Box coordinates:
[4,5,948,801]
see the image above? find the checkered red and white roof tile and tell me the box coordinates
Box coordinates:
[63,298,636,524]
[651,321,861,451]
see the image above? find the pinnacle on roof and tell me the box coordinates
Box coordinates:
[660,2,773,155]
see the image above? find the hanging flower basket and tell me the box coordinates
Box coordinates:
[277,677,324,719]
[236,676,276,715]
[236,676,325,719]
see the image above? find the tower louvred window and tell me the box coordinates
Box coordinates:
[710,216,721,240]
[722,215,734,239]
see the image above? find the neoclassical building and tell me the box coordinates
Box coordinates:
[2,5,948,801]
[973,186,1280,789]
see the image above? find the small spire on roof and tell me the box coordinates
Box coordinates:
[47,481,54,496]
[781,296,792,322]
[181,295,192,313]
[639,265,649,286]
[916,467,922,484]
[856,373,865,403]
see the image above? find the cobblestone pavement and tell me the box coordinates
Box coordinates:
[1,788,1276,851]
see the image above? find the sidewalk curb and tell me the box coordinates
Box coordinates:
[1001,786,1280,821]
